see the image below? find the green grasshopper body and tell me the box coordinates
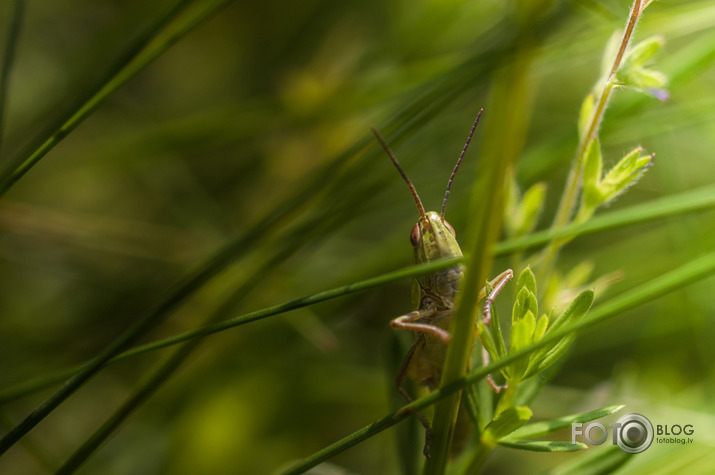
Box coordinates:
[371,111,513,457]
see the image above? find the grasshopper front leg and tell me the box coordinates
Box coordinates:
[390,307,452,344]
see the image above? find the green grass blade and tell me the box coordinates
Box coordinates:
[5,259,462,400]
[0,0,233,197]
[0,0,25,159]
[497,440,587,452]
[504,405,624,440]
[495,184,715,255]
[0,257,462,404]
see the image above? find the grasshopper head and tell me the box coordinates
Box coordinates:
[370,108,482,265]
[411,211,462,262]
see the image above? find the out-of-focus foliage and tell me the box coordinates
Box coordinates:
[0,0,714,473]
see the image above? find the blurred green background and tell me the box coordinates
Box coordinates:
[0,0,714,473]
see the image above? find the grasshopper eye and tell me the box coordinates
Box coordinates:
[443,220,456,236]
[410,222,421,247]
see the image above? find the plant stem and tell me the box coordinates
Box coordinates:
[494,381,519,416]
[538,0,645,280]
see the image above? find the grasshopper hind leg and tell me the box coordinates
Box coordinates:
[395,337,433,458]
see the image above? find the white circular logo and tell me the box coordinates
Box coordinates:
[615,413,653,453]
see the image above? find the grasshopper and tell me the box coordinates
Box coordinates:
[371,110,513,457]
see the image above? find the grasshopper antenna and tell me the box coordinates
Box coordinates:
[371,127,427,220]
[441,108,483,218]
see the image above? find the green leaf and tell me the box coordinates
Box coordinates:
[624,67,668,90]
[519,183,546,234]
[478,321,499,361]
[622,35,665,70]
[509,317,534,378]
[462,385,481,428]
[533,314,548,342]
[516,267,537,297]
[548,289,594,333]
[510,315,534,352]
[505,404,625,439]
[498,440,587,452]
[525,334,575,378]
[505,176,546,238]
[616,35,668,93]
[482,406,533,444]
[512,287,537,323]
[581,139,604,214]
[504,171,521,237]
[578,93,595,140]
[489,302,508,359]
[599,147,653,203]
[524,290,594,377]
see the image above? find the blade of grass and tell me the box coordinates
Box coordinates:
[495,183,715,255]
[497,440,587,452]
[0,0,25,159]
[0,0,234,197]
[503,404,624,440]
[0,256,463,404]
[425,12,540,472]
[281,247,715,474]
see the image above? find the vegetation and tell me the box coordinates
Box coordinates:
[0,0,714,473]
